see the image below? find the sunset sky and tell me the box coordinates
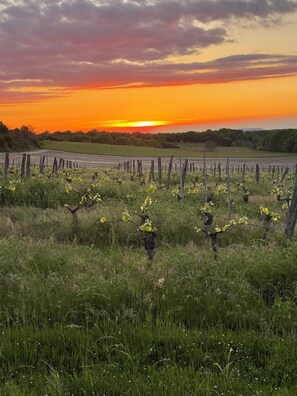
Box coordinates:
[1,0,297,133]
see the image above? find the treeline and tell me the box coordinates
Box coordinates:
[1,120,297,153]
[0,122,40,152]
[40,128,297,153]
[40,128,252,148]
[260,129,297,153]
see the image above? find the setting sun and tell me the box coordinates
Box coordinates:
[102,120,170,128]
[1,0,297,132]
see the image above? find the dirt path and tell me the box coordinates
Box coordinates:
[0,149,296,170]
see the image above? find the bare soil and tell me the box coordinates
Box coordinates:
[0,149,296,170]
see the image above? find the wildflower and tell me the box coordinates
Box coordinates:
[155,277,165,288]
[100,217,107,224]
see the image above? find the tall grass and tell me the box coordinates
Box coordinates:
[1,237,297,394]
[0,167,296,394]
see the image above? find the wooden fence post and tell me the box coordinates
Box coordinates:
[149,160,155,182]
[255,164,260,182]
[227,158,231,222]
[166,156,174,190]
[137,160,142,180]
[179,158,188,201]
[52,157,58,174]
[285,165,297,238]
[25,154,31,178]
[242,163,246,181]
[4,153,9,180]
[158,157,162,184]
[218,162,222,182]
[21,154,26,178]
[203,152,207,203]
[281,166,289,183]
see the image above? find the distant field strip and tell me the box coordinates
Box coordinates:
[42,141,296,158]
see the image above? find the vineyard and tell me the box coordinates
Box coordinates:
[1,153,297,395]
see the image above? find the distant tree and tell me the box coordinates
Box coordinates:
[0,135,7,151]
[93,132,114,144]
[116,136,131,145]
[0,121,9,134]
[69,132,89,142]
[87,129,98,142]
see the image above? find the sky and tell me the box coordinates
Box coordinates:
[1,0,297,133]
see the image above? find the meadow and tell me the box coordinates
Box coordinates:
[0,161,297,395]
[42,141,297,158]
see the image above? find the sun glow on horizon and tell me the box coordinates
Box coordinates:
[102,120,170,128]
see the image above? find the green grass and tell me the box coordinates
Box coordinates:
[1,237,297,394]
[0,167,296,394]
[42,140,295,158]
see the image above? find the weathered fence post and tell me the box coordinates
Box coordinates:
[242,163,246,181]
[272,165,275,178]
[203,152,207,203]
[149,160,155,182]
[285,165,297,238]
[58,158,63,170]
[281,166,289,184]
[179,158,188,201]
[157,157,162,184]
[26,154,31,178]
[255,164,260,182]
[218,162,222,182]
[227,158,231,221]
[21,154,27,178]
[166,156,174,190]
[52,157,58,174]
[4,153,9,180]
[39,156,43,174]
[137,160,142,180]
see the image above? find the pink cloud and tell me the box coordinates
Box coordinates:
[1,0,297,103]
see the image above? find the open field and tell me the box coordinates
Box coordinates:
[42,140,297,158]
[0,163,297,394]
[0,148,296,172]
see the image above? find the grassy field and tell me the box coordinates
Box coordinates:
[0,166,297,394]
[42,140,295,158]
